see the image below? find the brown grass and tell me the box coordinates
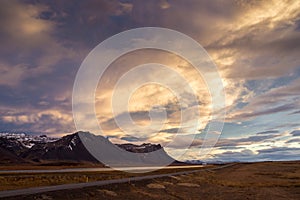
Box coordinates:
[2,161,300,200]
[0,167,205,191]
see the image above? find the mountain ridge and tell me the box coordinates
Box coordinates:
[0,132,180,166]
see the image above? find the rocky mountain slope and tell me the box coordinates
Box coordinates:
[0,132,177,166]
[20,133,99,163]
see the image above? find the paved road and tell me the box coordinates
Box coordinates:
[0,165,204,174]
[0,164,236,198]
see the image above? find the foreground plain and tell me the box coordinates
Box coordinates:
[2,161,300,200]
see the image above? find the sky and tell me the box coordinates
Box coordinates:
[0,0,300,162]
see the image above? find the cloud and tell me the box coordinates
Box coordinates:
[0,0,299,163]
[290,110,300,115]
[159,128,180,133]
[291,130,300,137]
[201,128,300,162]
[0,0,84,89]
[286,138,300,144]
[214,133,282,148]
[159,0,170,9]
[256,130,279,135]
[200,0,300,124]
[91,49,212,143]
[273,123,300,129]
[209,0,300,78]
[0,107,74,136]
[258,147,300,154]
[229,103,297,120]
[120,135,146,142]
[0,0,54,50]
[124,0,300,128]
[207,149,255,162]
[217,146,245,151]
[227,77,300,121]
[208,146,300,162]
[38,0,134,49]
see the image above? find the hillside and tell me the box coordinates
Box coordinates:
[0,132,177,166]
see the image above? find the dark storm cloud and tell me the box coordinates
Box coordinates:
[290,110,300,115]
[286,138,300,144]
[217,146,245,151]
[291,130,300,137]
[120,135,146,142]
[159,128,180,133]
[236,135,280,143]
[28,0,134,47]
[256,130,279,135]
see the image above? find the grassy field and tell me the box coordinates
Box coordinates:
[0,166,205,191]
[0,162,105,171]
[2,161,300,200]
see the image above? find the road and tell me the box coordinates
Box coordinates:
[0,165,204,174]
[0,164,236,198]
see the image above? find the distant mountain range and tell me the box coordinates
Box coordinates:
[0,132,180,166]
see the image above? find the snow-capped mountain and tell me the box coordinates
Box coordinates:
[0,132,58,148]
[21,132,100,163]
[0,132,178,166]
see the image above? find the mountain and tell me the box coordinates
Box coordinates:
[0,133,58,149]
[0,132,178,166]
[0,137,27,156]
[0,146,26,164]
[78,132,176,167]
[0,136,30,164]
[116,143,163,153]
[21,132,100,164]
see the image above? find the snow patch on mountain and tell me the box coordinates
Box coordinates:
[0,132,58,149]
